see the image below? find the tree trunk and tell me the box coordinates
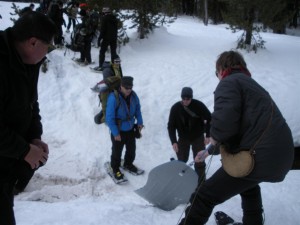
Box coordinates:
[245,28,252,45]
[245,7,255,45]
[203,0,208,25]
[138,12,145,39]
[291,0,299,28]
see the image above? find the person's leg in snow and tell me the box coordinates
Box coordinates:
[178,168,263,225]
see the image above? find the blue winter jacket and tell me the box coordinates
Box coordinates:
[106,91,143,136]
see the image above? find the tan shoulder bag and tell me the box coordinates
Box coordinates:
[220,146,255,178]
[220,101,274,178]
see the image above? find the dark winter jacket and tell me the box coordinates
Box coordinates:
[81,14,96,40]
[168,99,211,144]
[48,3,64,26]
[0,28,43,164]
[210,72,294,182]
[106,91,143,137]
[19,6,32,17]
[98,13,118,42]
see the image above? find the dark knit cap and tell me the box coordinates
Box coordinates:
[121,76,134,87]
[181,87,193,98]
[79,9,87,16]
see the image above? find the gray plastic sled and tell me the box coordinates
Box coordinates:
[135,160,198,211]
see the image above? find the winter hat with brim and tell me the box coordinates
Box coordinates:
[181,87,193,98]
[121,76,134,87]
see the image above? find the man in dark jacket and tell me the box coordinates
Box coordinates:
[94,7,119,72]
[178,51,294,225]
[48,0,65,47]
[19,3,35,17]
[168,87,211,183]
[0,12,56,225]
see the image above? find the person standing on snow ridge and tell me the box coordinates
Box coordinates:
[0,11,56,225]
[106,76,143,181]
[47,0,65,48]
[19,3,35,17]
[178,50,294,225]
[94,7,119,72]
[65,1,79,33]
[168,87,211,184]
[73,9,97,66]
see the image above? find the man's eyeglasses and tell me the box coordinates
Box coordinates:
[38,38,55,51]
[215,71,219,77]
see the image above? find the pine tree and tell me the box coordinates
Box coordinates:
[219,0,265,52]
[116,11,129,52]
[258,0,293,34]
[126,0,176,39]
[9,3,22,23]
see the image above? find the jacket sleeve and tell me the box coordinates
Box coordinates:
[210,79,242,152]
[26,101,43,141]
[106,92,119,136]
[167,104,177,144]
[133,93,143,125]
[27,64,43,141]
[0,82,30,159]
[98,17,107,41]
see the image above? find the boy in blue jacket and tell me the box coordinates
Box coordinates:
[106,76,143,180]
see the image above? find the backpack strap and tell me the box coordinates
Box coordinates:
[183,105,200,118]
[113,90,120,110]
[114,90,138,123]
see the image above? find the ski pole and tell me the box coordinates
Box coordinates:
[187,144,211,167]
[179,145,210,176]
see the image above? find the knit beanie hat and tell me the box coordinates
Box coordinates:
[121,76,134,87]
[181,87,193,98]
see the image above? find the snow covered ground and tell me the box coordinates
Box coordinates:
[1,2,300,225]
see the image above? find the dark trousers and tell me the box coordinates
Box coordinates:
[0,158,17,225]
[99,39,118,67]
[54,24,63,45]
[110,130,136,172]
[0,158,36,225]
[177,136,206,183]
[179,168,264,225]
[67,17,76,30]
[14,161,35,192]
[80,39,92,63]
[0,182,15,225]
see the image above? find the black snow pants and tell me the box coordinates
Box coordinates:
[179,168,264,225]
[110,129,136,172]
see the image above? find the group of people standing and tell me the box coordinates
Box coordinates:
[93,49,294,225]
[71,5,119,70]
[20,1,120,70]
[0,5,295,225]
